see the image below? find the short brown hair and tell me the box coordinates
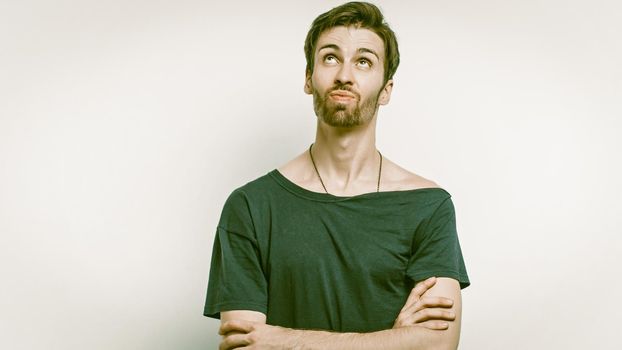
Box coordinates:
[304,1,400,84]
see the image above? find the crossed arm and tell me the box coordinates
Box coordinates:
[218,277,462,350]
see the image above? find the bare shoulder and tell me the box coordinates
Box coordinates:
[276,150,320,191]
[277,151,311,181]
[381,157,441,191]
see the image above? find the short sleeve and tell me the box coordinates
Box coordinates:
[406,196,470,289]
[203,190,268,319]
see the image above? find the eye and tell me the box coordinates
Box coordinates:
[357,58,372,68]
[324,54,338,64]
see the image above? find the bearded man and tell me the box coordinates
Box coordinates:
[204,2,470,349]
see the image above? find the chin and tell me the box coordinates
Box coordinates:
[321,114,365,128]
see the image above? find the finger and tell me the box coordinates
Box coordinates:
[417,296,454,310]
[411,309,456,324]
[403,296,454,315]
[219,333,250,350]
[417,320,450,331]
[401,277,437,312]
[402,297,451,317]
[219,320,254,336]
[220,330,245,337]
[397,308,454,328]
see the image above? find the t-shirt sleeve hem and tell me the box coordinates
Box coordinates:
[203,301,268,320]
[409,270,471,289]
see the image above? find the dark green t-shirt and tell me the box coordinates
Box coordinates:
[204,170,470,332]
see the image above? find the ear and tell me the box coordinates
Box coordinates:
[304,70,313,95]
[378,79,394,105]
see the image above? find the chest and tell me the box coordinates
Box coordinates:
[263,207,415,285]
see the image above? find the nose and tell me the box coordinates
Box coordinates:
[335,61,354,85]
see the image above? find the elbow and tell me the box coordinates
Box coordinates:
[431,336,459,350]
[422,336,458,350]
[434,324,460,350]
[407,326,460,350]
[433,331,460,350]
[437,341,459,350]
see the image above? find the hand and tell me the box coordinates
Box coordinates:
[219,319,299,350]
[393,276,455,330]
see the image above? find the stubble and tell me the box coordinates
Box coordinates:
[313,85,381,128]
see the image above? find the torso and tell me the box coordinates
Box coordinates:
[228,170,454,332]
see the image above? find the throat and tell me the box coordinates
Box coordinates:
[308,143,382,195]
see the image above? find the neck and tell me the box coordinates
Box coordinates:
[311,116,380,193]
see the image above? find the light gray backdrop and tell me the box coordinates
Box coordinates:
[1,0,620,349]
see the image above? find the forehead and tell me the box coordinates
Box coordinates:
[316,26,385,58]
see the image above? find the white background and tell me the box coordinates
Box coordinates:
[1,0,621,349]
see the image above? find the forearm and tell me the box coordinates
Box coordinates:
[219,279,462,350]
[289,279,462,350]
[286,325,459,350]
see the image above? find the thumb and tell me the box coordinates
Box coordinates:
[401,277,437,312]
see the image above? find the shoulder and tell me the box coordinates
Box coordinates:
[276,150,312,183]
[276,150,325,193]
[219,172,280,228]
[224,171,281,208]
[230,175,271,196]
[381,157,442,192]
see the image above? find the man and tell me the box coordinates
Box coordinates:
[204,2,470,349]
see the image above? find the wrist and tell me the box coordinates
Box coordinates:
[296,330,361,350]
[285,328,307,350]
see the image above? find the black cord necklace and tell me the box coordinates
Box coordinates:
[308,143,382,194]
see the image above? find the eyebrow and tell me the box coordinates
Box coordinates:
[318,44,380,61]
[358,48,380,61]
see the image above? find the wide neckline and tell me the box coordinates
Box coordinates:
[268,169,448,202]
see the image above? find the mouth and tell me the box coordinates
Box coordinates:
[328,90,357,102]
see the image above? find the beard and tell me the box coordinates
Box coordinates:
[313,84,381,128]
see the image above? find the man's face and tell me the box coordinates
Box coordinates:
[305,26,393,128]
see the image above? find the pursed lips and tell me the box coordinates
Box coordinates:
[328,90,357,101]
